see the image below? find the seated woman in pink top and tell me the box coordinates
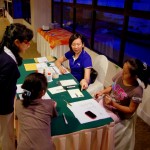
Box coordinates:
[94,58,150,123]
[15,73,57,150]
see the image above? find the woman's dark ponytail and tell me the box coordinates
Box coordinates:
[22,89,32,108]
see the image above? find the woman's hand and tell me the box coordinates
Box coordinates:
[80,79,88,90]
[55,56,67,74]
[59,66,67,74]
[94,91,103,99]
[103,94,112,106]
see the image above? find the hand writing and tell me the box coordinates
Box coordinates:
[103,94,112,106]
[59,66,67,74]
[94,91,103,99]
[80,79,88,90]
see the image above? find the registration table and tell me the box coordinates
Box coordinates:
[17,58,115,150]
[37,28,72,68]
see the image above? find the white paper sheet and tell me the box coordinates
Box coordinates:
[49,62,55,67]
[67,99,110,124]
[50,66,61,75]
[42,92,51,99]
[37,57,48,63]
[47,63,69,75]
[18,92,51,100]
[68,89,84,98]
[36,62,47,69]
[59,79,77,86]
[48,86,66,94]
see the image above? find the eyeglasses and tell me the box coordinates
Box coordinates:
[71,43,82,47]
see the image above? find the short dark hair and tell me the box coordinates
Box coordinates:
[21,73,48,107]
[69,33,84,52]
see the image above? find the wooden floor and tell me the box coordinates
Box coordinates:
[0,17,41,59]
[0,17,150,150]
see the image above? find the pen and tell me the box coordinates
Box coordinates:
[63,100,72,106]
[52,67,57,74]
[66,85,75,89]
[75,93,78,97]
[63,113,68,124]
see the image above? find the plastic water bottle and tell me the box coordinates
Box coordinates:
[45,67,52,82]
[46,72,52,82]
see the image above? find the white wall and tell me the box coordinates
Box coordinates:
[4,0,52,41]
[30,0,52,42]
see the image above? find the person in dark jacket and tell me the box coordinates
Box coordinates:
[0,23,33,150]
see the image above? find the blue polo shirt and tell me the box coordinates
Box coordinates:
[65,50,92,82]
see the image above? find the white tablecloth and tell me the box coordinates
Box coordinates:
[37,32,69,68]
[52,123,114,150]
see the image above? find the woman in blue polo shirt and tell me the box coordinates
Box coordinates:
[55,33,92,90]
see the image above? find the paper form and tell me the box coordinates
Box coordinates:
[42,92,51,99]
[67,99,110,124]
[36,62,47,70]
[24,63,37,71]
[36,57,48,63]
[59,79,77,86]
[18,92,51,100]
[48,86,66,94]
[68,89,84,98]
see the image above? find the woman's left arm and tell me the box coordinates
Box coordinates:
[80,68,91,90]
[109,99,139,114]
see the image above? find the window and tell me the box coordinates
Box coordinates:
[52,0,150,67]
[97,0,125,8]
[76,8,92,47]
[53,3,61,25]
[132,0,150,11]
[94,12,123,62]
[76,0,92,5]
[63,6,73,32]
[63,0,73,3]
[124,17,150,65]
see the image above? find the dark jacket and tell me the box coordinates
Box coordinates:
[0,51,20,115]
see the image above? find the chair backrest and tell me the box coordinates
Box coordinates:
[93,55,108,84]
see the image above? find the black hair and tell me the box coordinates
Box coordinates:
[125,58,150,88]
[0,23,33,66]
[21,73,48,108]
[69,33,84,52]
